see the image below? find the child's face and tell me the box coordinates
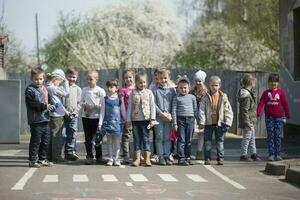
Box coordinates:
[177,82,189,95]
[86,75,97,88]
[209,81,220,94]
[268,81,279,90]
[136,77,147,90]
[31,73,44,88]
[124,72,134,87]
[195,80,204,89]
[53,77,63,86]
[67,73,78,85]
[158,73,169,87]
[107,85,118,94]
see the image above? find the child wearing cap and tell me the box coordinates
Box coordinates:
[47,69,70,163]
[172,75,199,166]
[190,70,208,161]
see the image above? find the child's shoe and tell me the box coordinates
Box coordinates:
[150,154,159,163]
[250,154,261,161]
[204,159,211,165]
[85,156,94,165]
[217,160,224,165]
[240,155,252,161]
[106,159,113,166]
[169,154,174,162]
[159,157,166,166]
[165,158,173,165]
[122,157,130,165]
[195,151,202,160]
[186,157,194,165]
[114,159,121,166]
[178,159,189,166]
[65,152,79,161]
[29,161,41,168]
[37,159,54,167]
[268,155,275,161]
[275,156,283,161]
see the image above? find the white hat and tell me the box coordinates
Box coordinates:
[194,70,206,82]
[51,69,65,80]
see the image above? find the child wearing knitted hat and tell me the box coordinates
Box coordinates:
[190,70,208,161]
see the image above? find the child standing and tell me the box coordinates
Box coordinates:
[120,69,135,164]
[81,70,106,164]
[190,70,207,161]
[100,79,123,166]
[152,68,176,165]
[63,68,82,161]
[47,69,69,163]
[199,76,233,165]
[257,73,290,161]
[172,76,198,166]
[126,72,156,167]
[238,74,260,161]
[25,67,54,167]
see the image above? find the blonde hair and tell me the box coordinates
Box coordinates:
[241,74,256,87]
[86,70,99,80]
[157,67,170,77]
[135,72,147,84]
[209,75,221,85]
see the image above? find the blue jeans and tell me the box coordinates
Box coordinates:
[176,116,194,160]
[265,116,284,156]
[29,122,50,162]
[154,117,171,158]
[64,117,78,154]
[132,121,151,152]
[204,125,225,161]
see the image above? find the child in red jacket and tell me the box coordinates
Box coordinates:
[257,73,290,161]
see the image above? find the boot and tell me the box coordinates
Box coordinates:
[195,151,202,160]
[132,151,141,167]
[144,151,152,167]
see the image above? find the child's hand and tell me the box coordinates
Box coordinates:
[65,111,71,117]
[198,124,205,130]
[173,124,178,132]
[125,122,132,129]
[47,104,55,112]
[98,124,102,130]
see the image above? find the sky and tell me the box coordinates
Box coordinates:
[2,0,179,54]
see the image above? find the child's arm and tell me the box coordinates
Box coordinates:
[171,96,177,130]
[198,97,206,128]
[120,96,126,121]
[149,90,156,121]
[223,95,233,127]
[193,96,199,124]
[239,96,252,127]
[280,90,290,119]
[75,87,82,115]
[25,88,47,112]
[125,93,133,128]
[256,91,266,117]
[98,96,105,129]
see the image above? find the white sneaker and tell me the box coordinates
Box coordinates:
[268,155,275,161]
[276,156,283,161]
[106,159,113,166]
[37,160,54,167]
[114,159,121,166]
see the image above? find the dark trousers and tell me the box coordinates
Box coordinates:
[49,117,64,162]
[29,122,50,162]
[177,116,194,160]
[82,117,102,159]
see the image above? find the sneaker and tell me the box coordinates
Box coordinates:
[250,154,261,161]
[169,154,174,162]
[268,155,275,161]
[114,159,121,166]
[150,154,159,163]
[165,158,173,165]
[204,160,211,165]
[122,157,130,165]
[178,159,189,166]
[85,156,94,165]
[65,152,79,161]
[217,160,224,165]
[37,160,54,167]
[106,159,113,166]
[96,158,105,164]
[240,155,252,161]
[159,157,166,166]
[29,161,41,168]
[275,156,283,161]
[186,158,194,165]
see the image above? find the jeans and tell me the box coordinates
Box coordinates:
[29,122,50,162]
[154,117,171,158]
[121,126,132,158]
[265,116,284,156]
[204,125,225,161]
[82,118,102,159]
[107,134,121,160]
[132,121,151,152]
[64,117,78,154]
[176,116,195,160]
[49,117,64,162]
[240,127,257,156]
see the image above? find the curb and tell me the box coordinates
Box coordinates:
[285,167,300,185]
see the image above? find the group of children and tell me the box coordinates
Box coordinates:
[25,67,290,168]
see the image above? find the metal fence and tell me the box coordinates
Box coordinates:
[8,68,270,138]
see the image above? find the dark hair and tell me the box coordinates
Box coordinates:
[106,79,119,88]
[66,68,78,75]
[176,75,190,85]
[122,68,135,78]
[268,73,279,82]
[31,67,44,79]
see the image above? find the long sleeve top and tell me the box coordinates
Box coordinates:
[64,84,82,115]
[47,81,69,117]
[257,88,290,119]
[152,86,176,115]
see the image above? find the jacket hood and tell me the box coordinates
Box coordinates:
[238,88,251,99]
